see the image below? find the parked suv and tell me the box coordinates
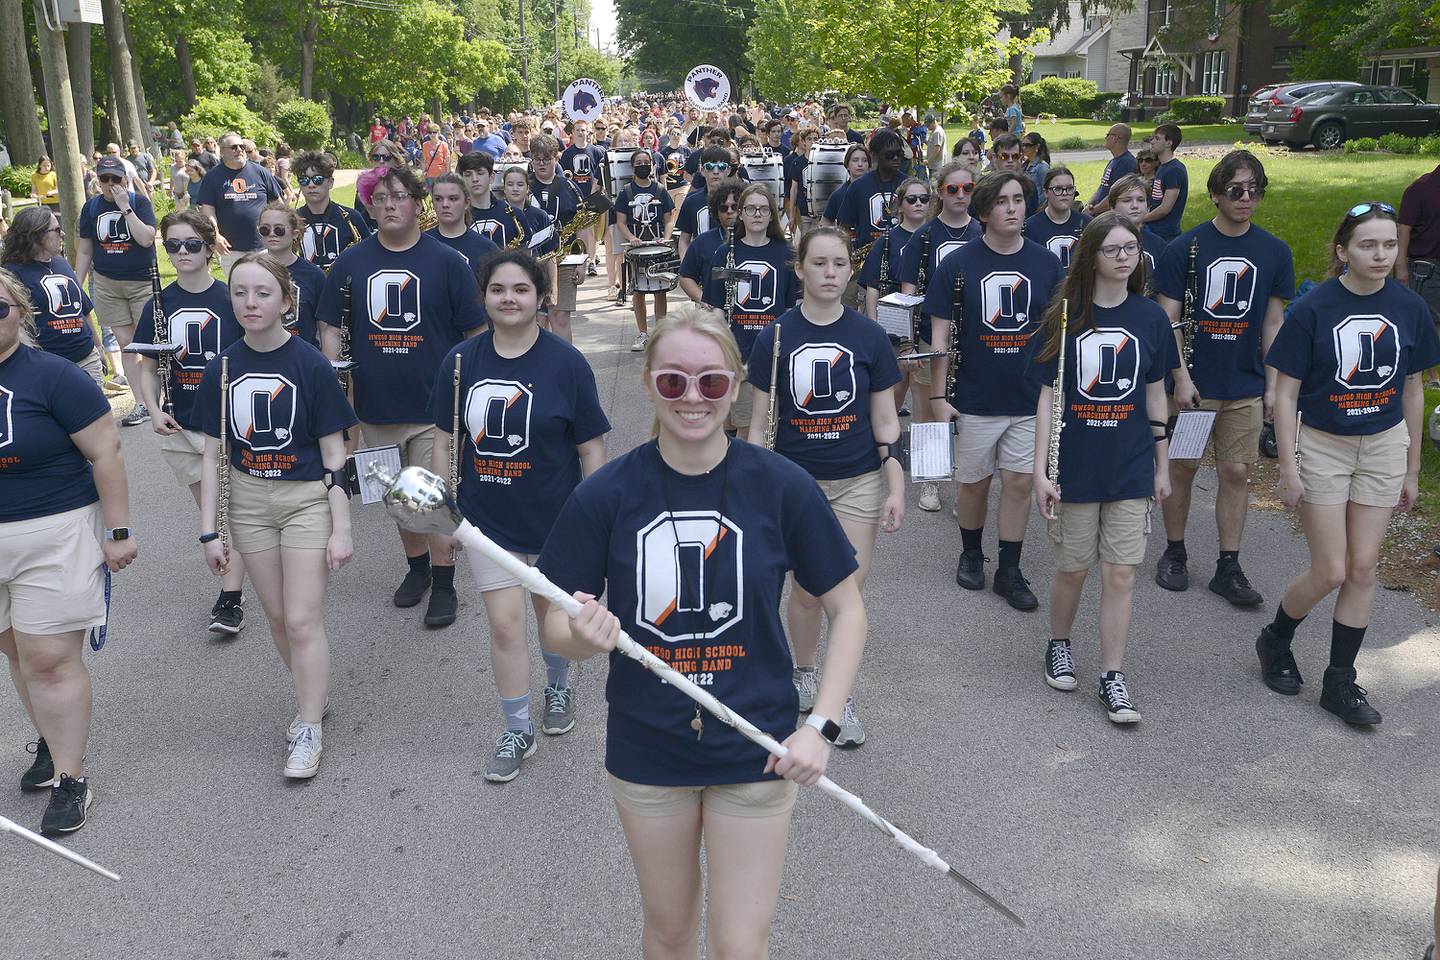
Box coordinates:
[1244,81,1358,134]
[1261,85,1440,149]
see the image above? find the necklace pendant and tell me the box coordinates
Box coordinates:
[691,710,704,740]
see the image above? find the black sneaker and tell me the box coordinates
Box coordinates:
[208,595,245,635]
[1209,560,1263,608]
[1154,548,1189,592]
[394,568,432,608]
[1259,420,1278,459]
[40,775,92,835]
[1098,671,1141,724]
[118,403,150,427]
[1254,626,1303,695]
[955,549,987,590]
[993,566,1039,611]
[21,737,55,792]
[424,586,458,628]
[586,261,598,277]
[1320,667,1382,726]
[1423,943,1433,960]
[1045,640,1078,691]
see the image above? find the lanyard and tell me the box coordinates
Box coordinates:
[88,565,111,652]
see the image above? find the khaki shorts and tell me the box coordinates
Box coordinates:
[0,503,106,635]
[77,349,104,387]
[228,470,332,553]
[1169,396,1262,464]
[1298,421,1410,508]
[608,773,797,819]
[816,468,887,523]
[731,381,755,431]
[361,422,436,470]
[955,414,1035,482]
[159,427,206,487]
[90,274,151,328]
[468,548,539,594]
[910,339,932,388]
[1047,498,1151,571]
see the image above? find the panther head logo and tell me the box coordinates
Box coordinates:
[571,90,598,114]
[707,601,734,621]
[694,77,721,102]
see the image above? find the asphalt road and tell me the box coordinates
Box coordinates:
[4,276,1438,960]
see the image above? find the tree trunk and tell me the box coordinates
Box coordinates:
[299,17,317,100]
[106,79,122,145]
[174,31,196,110]
[121,5,153,150]
[100,0,142,148]
[65,22,94,157]
[0,0,46,162]
[31,0,84,259]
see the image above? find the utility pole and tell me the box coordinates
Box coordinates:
[553,0,560,103]
[31,0,84,260]
[519,0,530,110]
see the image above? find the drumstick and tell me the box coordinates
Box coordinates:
[0,814,121,881]
[374,464,1025,927]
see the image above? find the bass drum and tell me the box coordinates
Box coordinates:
[740,153,785,207]
[626,243,679,292]
[606,150,634,199]
[803,142,849,211]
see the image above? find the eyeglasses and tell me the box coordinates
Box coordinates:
[702,162,730,172]
[163,238,206,254]
[1221,183,1263,201]
[997,152,1021,162]
[296,175,328,187]
[258,225,289,238]
[98,175,124,185]
[903,194,931,205]
[741,205,770,216]
[1138,156,1157,164]
[225,143,245,151]
[1345,201,1395,220]
[1047,186,1076,196]
[1098,241,1140,259]
[651,368,736,401]
[370,153,392,164]
[0,302,11,319]
[369,193,408,207]
[941,182,976,196]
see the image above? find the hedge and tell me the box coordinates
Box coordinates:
[0,163,36,199]
[1168,96,1226,124]
[1345,134,1440,156]
[1019,77,1098,118]
[182,94,276,146]
[274,99,332,151]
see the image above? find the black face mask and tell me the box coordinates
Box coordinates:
[634,166,652,177]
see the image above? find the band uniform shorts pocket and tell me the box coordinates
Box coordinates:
[954,414,1035,483]
[815,469,887,524]
[1047,498,1150,572]
[1168,396,1262,464]
[158,427,207,487]
[228,470,332,553]
[607,774,798,819]
[0,503,106,635]
[1298,420,1409,508]
[90,274,152,328]
[76,349,105,388]
[360,422,436,470]
[467,548,540,594]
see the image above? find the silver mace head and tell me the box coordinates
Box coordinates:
[369,463,461,536]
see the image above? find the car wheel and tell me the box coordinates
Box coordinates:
[1311,121,1344,150]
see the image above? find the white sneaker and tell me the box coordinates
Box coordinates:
[835,698,865,747]
[285,725,323,779]
[287,699,331,746]
[918,482,941,512]
[630,332,648,352]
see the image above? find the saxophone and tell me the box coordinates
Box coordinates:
[539,203,604,262]
[1047,298,1069,486]
[850,238,875,272]
[1179,236,1198,374]
[764,319,782,450]
[149,259,173,417]
[338,274,354,392]
[505,204,527,250]
[218,356,231,561]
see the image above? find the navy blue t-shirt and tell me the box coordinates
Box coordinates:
[0,346,110,522]
[783,152,810,217]
[1265,278,1440,436]
[1023,208,1092,272]
[677,187,712,239]
[1030,296,1170,502]
[470,199,524,249]
[135,279,243,432]
[425,226,501,286]
[694,234,798,361]
[1147,158,1188,240]
[528,174,582,227]
[679,227,725,291]
[822,181,851,223]
[858,225,913,293]
[1089,151,1137,208]
[298,202,372,271]
[197,335,358,480]
[9,258,96,363]
[559,144,608,197]
[429,329,610,553]
[195,161,283,252]
[316,234,485,424]
[836,170,902,248]
[1154,221,1296,400]
[747,306,902,480]
[616,180,675,244]
[285,256,328,347]
[922,238,1062,416]
[896,217,983,292]
[661,145,691,190]
[535,440,857,786]
[77,193,157,280]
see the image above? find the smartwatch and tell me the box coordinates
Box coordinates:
[104,527,131,541]
[804,713,841,743]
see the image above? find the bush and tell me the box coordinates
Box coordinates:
[1344,137,1380,153]
[1421,136,1440,157]
[1057,136,1087,150]
[1378,132,1420,154]
[1086,91,1125,120]
[1019,77,1099,118]
[274,99,332,151]
[1150,110,1176,124]
[333,149,366,169]
[182,94,275,147]
[0,163,36,198]
[1168,96,1225,124]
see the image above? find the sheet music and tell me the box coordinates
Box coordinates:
[876,292,923,339]
[1168,409,1217,461]
[352,444,403,505]
[909,422,954,482]
[561,254,588,267]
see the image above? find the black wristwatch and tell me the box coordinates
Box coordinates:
[104,527,131,541]
[198,532,221,544]
[804,714,841,743]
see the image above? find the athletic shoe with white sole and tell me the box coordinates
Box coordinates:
[287,700,332,746]
[1098,671,1141,724]
[917,482,941,512]
[484,729,537,782]
[835,698,865,748]
[793,667,818,713]
[1045,639,1078,691]
[541,685,576,735]
[631,332,648,352]
[284,725,323,779]
[208,594,244,635]
[21,737,55,792]
[40,775,92,835]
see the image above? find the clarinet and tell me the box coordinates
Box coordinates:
[1180,237,1198,374]
[945,269,964,406]
[1047,299,1069,487]
[723,217,738,329]
[916,228,932,296]
[878,226,893,296]
[450,352,463,496]
[338,274,353,392]
[218,356,231,561]
[764,319,782,450]
[149,259,173,417]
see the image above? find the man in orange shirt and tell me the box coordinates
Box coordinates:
[421,124,451,190]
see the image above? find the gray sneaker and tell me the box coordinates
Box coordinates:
[793,667,818,713]
[484,729,536,783]
[118,403,150,427]
[541,685,576,735]
[835,698,865,748]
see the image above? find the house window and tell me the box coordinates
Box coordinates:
[1162,0,1172,26]
[1156,62,1178,96]
[1201,50,1229,95]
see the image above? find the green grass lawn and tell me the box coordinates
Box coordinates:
[944,118,1247,150]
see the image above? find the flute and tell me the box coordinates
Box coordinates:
[218,356,231,560]
[450,352,463,496]
[764,320,782,450]
[1047,299,1068,487]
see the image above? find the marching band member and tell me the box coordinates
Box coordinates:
[820,144,870,228]
[198,252,358,778]
[1023,165,1091,272]
[1105,174,1169,286]
[677,145,737,258]
[425,173,501,286]
[784,126,820,238]
[458,151,524,248]
[257,202,327,346]
[1031,214,1173,724]
[501,164,560,296]
[616,149,677,352]
[860,176,929,411]
[1154,151,1294,606]
[356,139,405,230]
[317,165,486,629]
[527,133,586,342]
[537,304,866,959]
[660,125,692,214]
[293,150,370,272]
[0,266,137,835]
[826,102,867,144]
[836,129,905,250]
[1259,202,1440,725]
[924,171,1063,611]
[0,207,103,384]
[559,120,607,275]
[605,127,643,297]
[133,209,249,634]
[429,251,609,782]
[747,227,903,746]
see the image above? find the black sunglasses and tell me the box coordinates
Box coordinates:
[296,175,328,187]
[163,238,207,254]
[258,225,289,238]
[1345,201,1396,220]
[0,302,11,320]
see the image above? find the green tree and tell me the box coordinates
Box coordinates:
[748,0,825,102]
[614,0,754,89]
[1271,0,1439,81]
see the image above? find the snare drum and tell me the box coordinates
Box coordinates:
[803,142,849,210]
[741,154,786,207]
[626,243,678,292]
[607,150,634,199]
